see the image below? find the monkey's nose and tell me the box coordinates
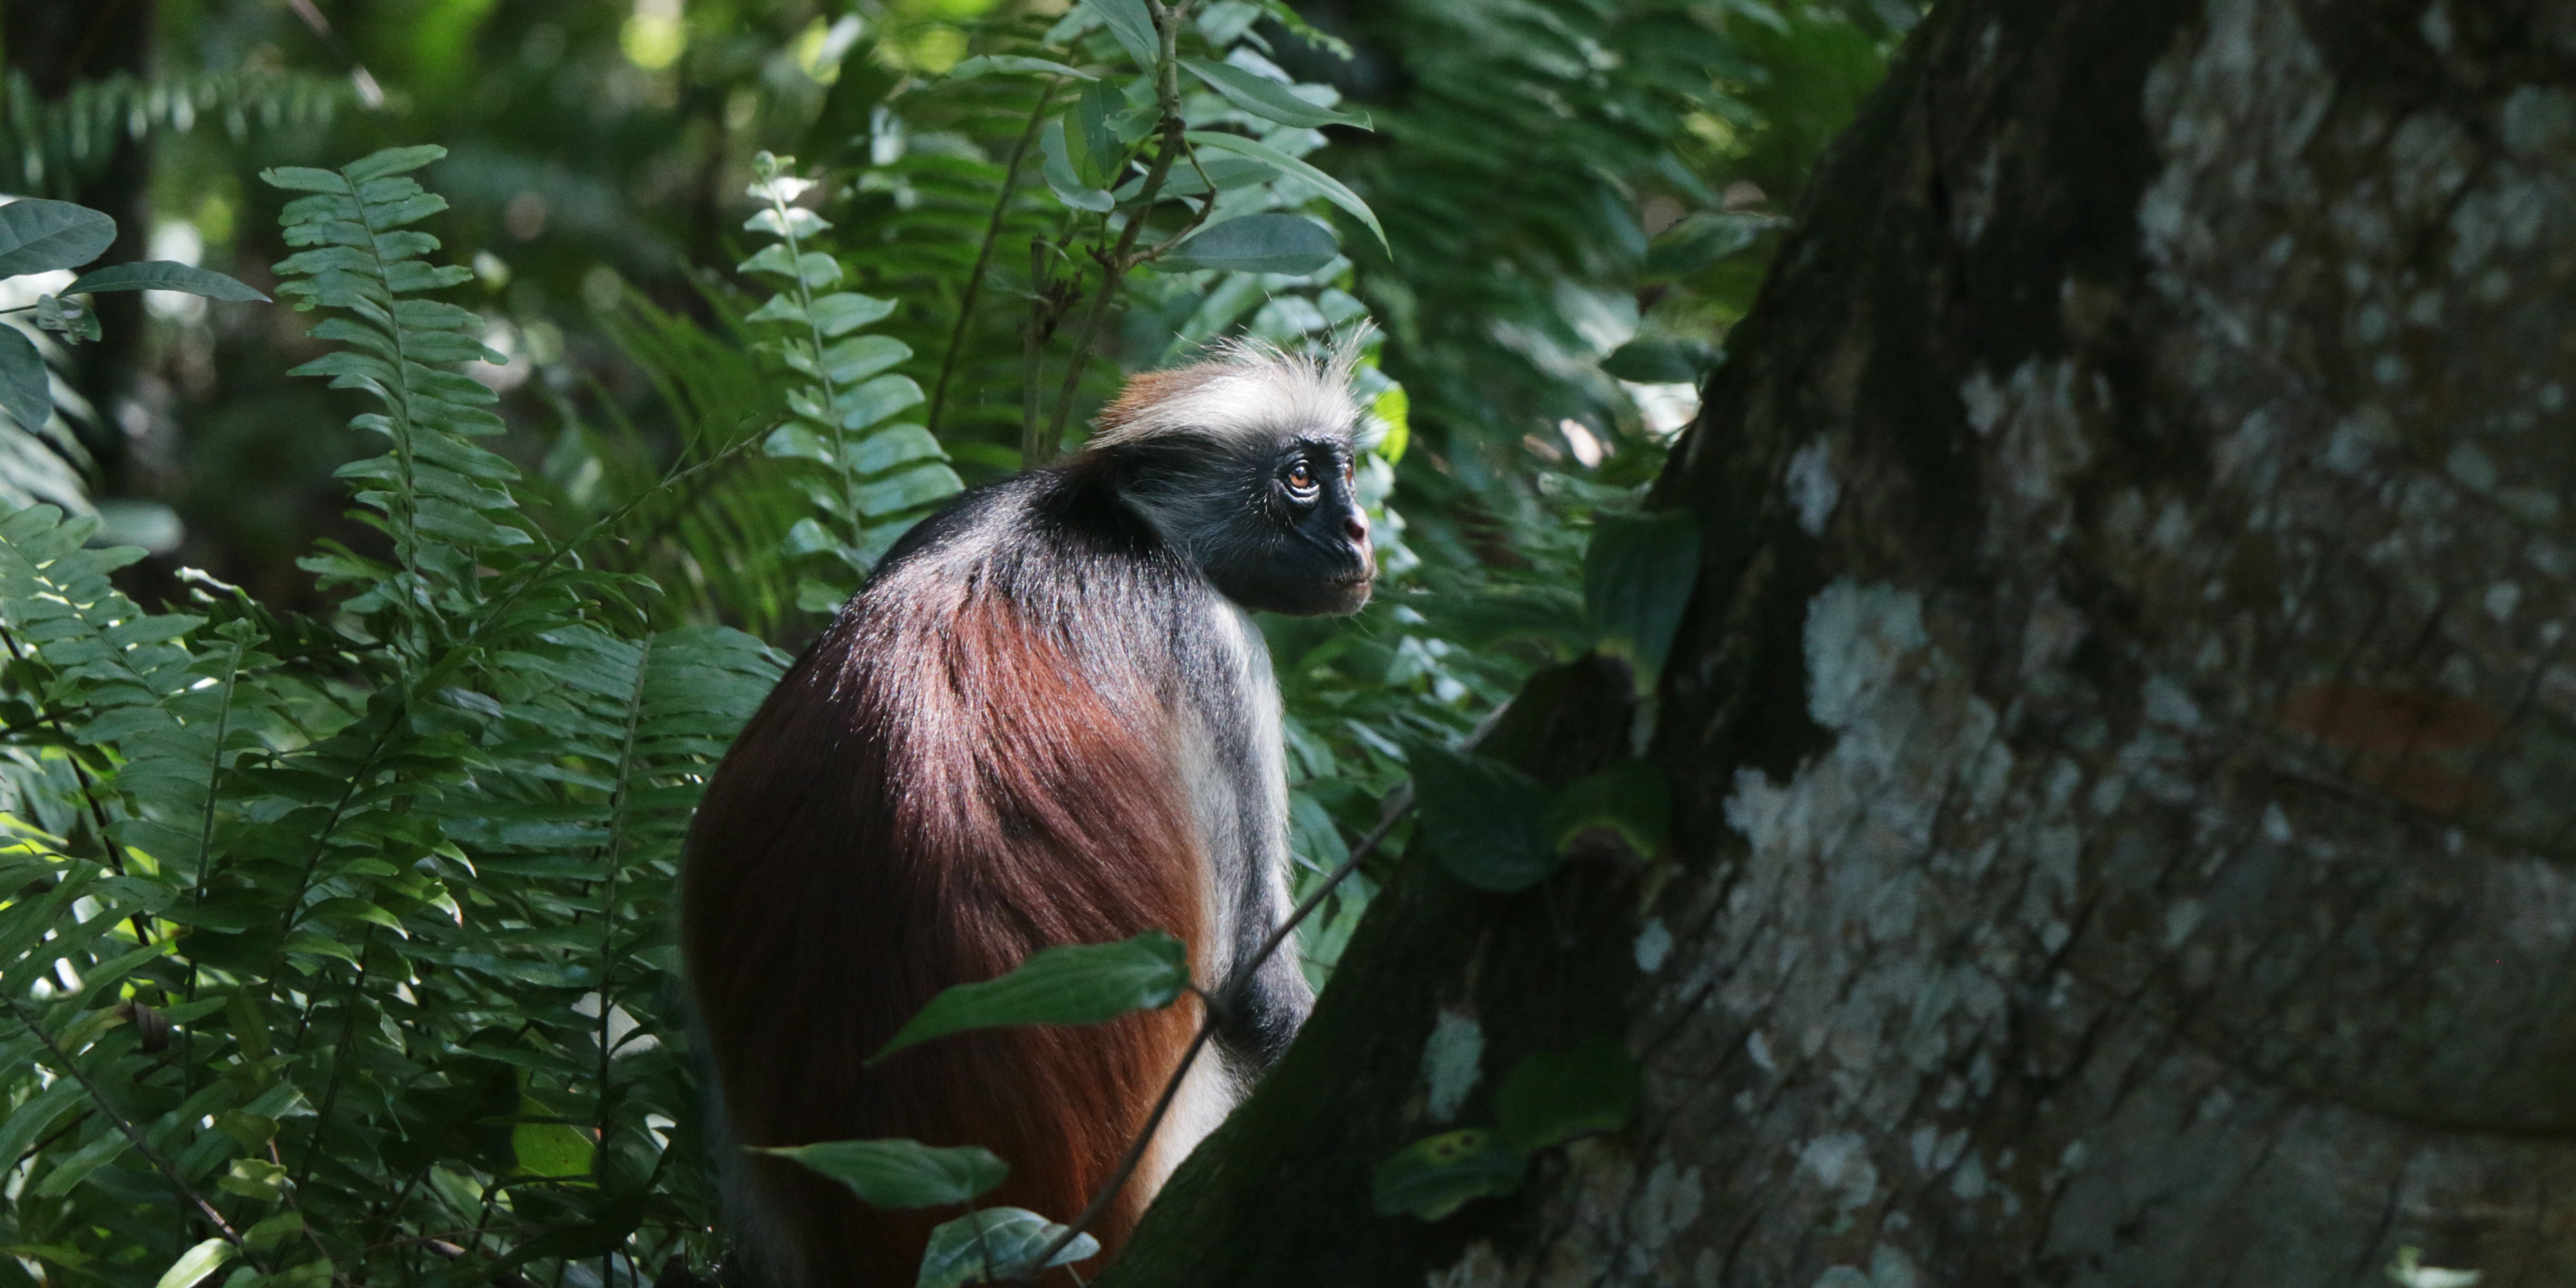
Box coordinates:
[1344,513,1370,544]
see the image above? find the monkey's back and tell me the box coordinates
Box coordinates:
[681,470,1213,1287]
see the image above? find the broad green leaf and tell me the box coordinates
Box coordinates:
[36,294,98,343]
[916,1208,1099,1288]
[0,199,115,276]
[838,374,926,431]
[242,1211,307,1253]
[1494,1039,1641,1151]
[257,166,346,193]
[947,55,1097,82]
[66,261,270,301]
[855,464,963,518]
[739,244,844,289]
[0,1079,82,1168]
[1370,1129,1526,1220]
[1411,744,1557,894]
[1039,119,1115,214]
[1182,59,1370,131]
[511,1122,595,1178]
[153,1239,234,1288]
[744,206,831,240]
[1158,214,1338,276]
[1069,81,1127,189]
[1185,131,1386,252]
[744,294,806,325]
[214,1157,289,1202]
[342,144,448,180]
[811,292,898,337]
[33,1130,128,1197]
[0,325,53,431]
[1602,337,1719,384]
[1646,211,1779,279]
[1548,761,1669,857]
[817,334,911,386]
[1134,155,1278,199]
[752,1139,1006,1208]
[849,423,945,475]
[1582,510,1701,689]
[869,931,1189,1065]
[1077,0,1159,70]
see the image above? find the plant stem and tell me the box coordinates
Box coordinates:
[5,994,263,1267]
[929,82,1058,440]
[1037,0,1197,459]
[770,180,859,551]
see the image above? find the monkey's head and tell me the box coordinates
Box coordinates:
[1081,341,1377,616]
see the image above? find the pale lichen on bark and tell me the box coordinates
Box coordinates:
[1554,0,2576,1282]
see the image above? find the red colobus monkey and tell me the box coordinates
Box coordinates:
[680,343,1374,1286]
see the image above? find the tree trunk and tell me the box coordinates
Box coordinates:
[1107,0,2576,1282]
[5,0,155,495]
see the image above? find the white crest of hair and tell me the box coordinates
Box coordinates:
[1088,330,1370,450]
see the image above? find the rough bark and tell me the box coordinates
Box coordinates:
[1107,0,2576,1282]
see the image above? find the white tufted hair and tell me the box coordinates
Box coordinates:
[1086,330,1370,451]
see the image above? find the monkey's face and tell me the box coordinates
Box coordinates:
[1139,434,1374,617]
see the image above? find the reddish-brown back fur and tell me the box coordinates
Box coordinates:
[682,554,1206,1287]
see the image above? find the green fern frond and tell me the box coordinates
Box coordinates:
[263,144,520,646]
[1,70,359,198]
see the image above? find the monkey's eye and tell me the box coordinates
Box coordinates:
[1283,461,1320,502]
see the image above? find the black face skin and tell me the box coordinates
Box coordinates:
[1194,437,1375,616]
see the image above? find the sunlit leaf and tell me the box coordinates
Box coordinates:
[948,55,1098,82]
[151,1239,234,1288]
[1077,0,1159,71]
[1182,59,1370,131]
[511,1122,595,1178]
[1185,131,1387,252]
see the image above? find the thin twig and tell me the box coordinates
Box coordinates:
[4,994,263,1265]
[1036,0,1198,459]
[929,82,1059,439]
